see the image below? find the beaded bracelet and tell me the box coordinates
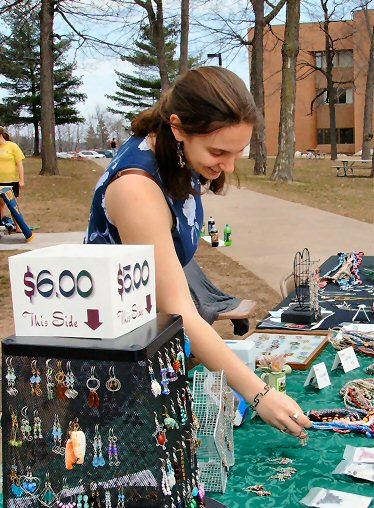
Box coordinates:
[250,384,273,410]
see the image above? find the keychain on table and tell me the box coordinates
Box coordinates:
[87,366,100,408]
[20,406,33,442]
[176,338,186,374]
[65,361,78,399]
[6,357,18,396]
[56,360,68,400]
[164,349,178,382]
[106,366,121,392]
[158,352,170,395]
[148,360,162,397]
[45,359,56,400]
[33,409,43,439]
[152,412,167,449]
[30,359,42,397]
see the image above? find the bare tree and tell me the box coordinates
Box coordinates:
[271,0,300,181]
[39,0,58,175]
[179,0,190,74]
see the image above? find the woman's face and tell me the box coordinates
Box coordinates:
[172,120,253,180]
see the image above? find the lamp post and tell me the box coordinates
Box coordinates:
[207,53,222,67]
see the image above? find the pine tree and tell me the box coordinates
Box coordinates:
[85,124,99,149]
[107,23,179,123]
[0,10,86,155]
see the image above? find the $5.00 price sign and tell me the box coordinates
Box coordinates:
[117,260,150,299]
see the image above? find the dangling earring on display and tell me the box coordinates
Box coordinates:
[177,142,186,168]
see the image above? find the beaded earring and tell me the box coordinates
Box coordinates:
[177,391,188,425]
[160,459,172,496]
[108,428,120,466]
[104,491,111,508]
[106,366,121,392]
[20,406,33,442]
[33,409,43,439]
[52,414,64,455]
[186,480,197,508]
[56,477,77,508]
[30,359,42,396]
[170,343,182,375]
[176,338,186,373]
[116,487,125,508]
[89,482,102,508]
[92,425,106,467]
[164,350,178,382]
[46,359,55,400]
[152,412,167,449]
[77,490,89,508]
[5,357,18,396]
[87,366,100,408]
[163,405,180,430]
[9,407,22,447]
[38,472,57,507]
[148,360,162,397]
[176,142,186,169]
[10,463,23,497]
[65,361,78,399]
[20,465,40,494]
[165,452,176,490]
[177,440,187,481]
[56,360,68,400]
[172,447,181,484]
[158,353,170,395]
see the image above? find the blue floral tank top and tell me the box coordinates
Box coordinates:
[85,135,204,267]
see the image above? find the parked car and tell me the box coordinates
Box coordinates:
[57,152,75,159]
[77,150,105,159]
[96,150,113,158]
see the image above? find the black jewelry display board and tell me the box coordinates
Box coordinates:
[2,314,203,508]
[258,255,374,331]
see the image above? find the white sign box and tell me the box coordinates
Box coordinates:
[9,244,156,339]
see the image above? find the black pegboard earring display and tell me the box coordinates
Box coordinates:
[2,315,206,508]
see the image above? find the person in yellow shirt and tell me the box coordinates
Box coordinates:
[0,126,25,232]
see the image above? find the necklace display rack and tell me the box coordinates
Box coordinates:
[2,314,209,508]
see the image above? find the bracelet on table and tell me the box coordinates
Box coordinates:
[249,384,273,411]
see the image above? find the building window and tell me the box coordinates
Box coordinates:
[314,50,353,69]
[337,88,354,104]
[317,128,354,144]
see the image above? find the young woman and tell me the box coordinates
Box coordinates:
[86,67,311,439]
[0,126,25,232]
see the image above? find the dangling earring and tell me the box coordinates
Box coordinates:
[177,142,186,168]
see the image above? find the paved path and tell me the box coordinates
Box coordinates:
[1,182,373,294]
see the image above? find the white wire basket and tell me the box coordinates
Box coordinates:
[192,370,235,493]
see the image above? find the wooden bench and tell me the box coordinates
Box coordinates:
[332,165,373,177]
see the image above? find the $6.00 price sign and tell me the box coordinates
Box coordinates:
[24,266,93,303]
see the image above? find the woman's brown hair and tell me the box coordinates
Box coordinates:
[0,126,10,141]
[131,66,258,200]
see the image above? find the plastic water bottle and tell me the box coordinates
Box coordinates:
[200,222,206,237]
[210,224,219,247]
[207,216,215,235]
[224,224,232,246]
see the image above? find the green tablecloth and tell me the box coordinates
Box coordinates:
[208,345,374,508]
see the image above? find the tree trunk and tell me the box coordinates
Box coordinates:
[362,24,374,161]
[271,0,300,181]
[39,0,58,174]
[137,0,170,91]
[322,6,337,160]
[33,121,40,156]
[250,0,267,175]
[179,0,189,75]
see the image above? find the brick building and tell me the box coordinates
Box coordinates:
[251,9,374,155]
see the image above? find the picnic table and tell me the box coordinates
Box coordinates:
[332,158,372,177]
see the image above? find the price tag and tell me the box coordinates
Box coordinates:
[304,362,331,389]
[331,346,360,373]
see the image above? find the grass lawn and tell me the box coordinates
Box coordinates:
[234,157,374,224]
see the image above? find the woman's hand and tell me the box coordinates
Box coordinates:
[19,179,24,188]
[255,388,311,438]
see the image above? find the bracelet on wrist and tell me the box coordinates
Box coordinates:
[249,384,273,410]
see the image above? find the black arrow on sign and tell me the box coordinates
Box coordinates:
[85,309,103,330]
